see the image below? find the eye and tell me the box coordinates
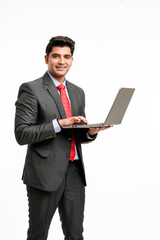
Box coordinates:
[65,55,71,59]
[52,54,59,58]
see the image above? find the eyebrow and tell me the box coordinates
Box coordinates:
[51,53,72,57]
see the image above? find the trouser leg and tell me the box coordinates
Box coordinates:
[58,161,85,240]
[26,179,65,240]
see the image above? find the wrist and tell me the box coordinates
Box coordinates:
[88,130,97,138]
[88,133,97,138]
[57,119,63,128]
[88,129,98,136]
[58,119,66,127]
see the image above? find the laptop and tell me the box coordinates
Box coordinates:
[63,88,135,129]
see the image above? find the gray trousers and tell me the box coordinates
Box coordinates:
[26,160,85,240]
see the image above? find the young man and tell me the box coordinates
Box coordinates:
[15,36,110,240]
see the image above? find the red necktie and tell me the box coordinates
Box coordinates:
[57,84,76,161]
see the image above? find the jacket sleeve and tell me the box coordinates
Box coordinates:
[14,83,56,145]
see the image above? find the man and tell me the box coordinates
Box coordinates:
[15,36,111,240]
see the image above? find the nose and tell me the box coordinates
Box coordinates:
[58,56,65,65]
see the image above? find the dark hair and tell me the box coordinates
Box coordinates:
[45,36,75,56]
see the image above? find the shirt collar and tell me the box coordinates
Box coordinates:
[47,71,67,88]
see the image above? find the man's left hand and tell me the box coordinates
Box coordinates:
[88,125,113,135]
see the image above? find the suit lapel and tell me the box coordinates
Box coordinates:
[43,72,67,119]
[66,81,77,116]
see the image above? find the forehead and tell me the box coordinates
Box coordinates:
[50,46,72,55]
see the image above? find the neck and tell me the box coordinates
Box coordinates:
[48,71,65,83]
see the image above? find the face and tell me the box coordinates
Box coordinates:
[45,46,73,82]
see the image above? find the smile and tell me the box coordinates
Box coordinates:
[56,66,66,70]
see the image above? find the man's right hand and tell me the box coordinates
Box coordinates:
[58,116,88,127]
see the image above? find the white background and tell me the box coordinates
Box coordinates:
[0,0,160,239]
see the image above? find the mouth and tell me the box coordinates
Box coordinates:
[56,66,66,71]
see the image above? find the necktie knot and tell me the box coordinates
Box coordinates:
[57,84,65,92]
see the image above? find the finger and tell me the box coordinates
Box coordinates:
[72,117,82,123]
[77,116,88,124]
[89,127,100,131]
[106,125,113,128]
[98,126,112,131]
[89,126,112,132]
[88,128,99,134]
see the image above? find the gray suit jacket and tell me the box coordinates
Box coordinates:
[15,72,96,191]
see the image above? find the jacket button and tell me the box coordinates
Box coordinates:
[66,153,70,158]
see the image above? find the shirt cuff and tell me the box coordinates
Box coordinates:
[52,119,61,133]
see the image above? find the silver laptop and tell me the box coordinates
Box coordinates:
[63,88,135,129]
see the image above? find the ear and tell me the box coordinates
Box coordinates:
[71,57,74,65]
[44,55,48,64]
